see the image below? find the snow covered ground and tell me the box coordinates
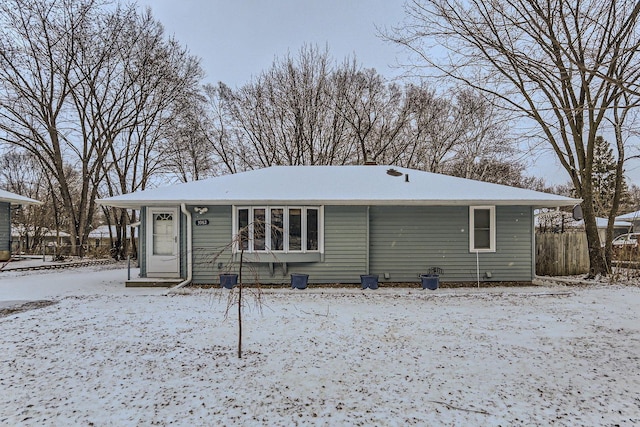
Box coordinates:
[0,263,158,306]
[1,266,640,426]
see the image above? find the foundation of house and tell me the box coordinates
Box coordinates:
[125,278,184,288]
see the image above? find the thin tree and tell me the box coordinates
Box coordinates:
[218,223,267,359]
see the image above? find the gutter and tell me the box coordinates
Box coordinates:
[97,198,582,210]
[170,203,192,290]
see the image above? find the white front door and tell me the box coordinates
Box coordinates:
[146,207,179,277]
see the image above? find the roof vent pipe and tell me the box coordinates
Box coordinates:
[405,174,409,182]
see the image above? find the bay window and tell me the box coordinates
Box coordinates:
[236,206,322,253]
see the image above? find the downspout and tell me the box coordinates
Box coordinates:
[366,205,370,274]
[170,203,192,290]
[532,207,538,281]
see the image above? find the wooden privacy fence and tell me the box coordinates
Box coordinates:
[536,232,589,276]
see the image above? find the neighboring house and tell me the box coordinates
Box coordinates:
[536,210,632,240]
[0,189,42,261]
[11,226,72,254]
[98,165,579,285]
[88,224,136,248]
[594,217,632,241]
[616,210,640,232]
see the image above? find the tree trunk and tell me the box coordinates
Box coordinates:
[581,193,607,278]
[237,249,243,359]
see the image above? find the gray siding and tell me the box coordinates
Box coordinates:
[190,205,368,284]
[300,205,368,283]
[0,202,10,252]
[141,203,533,284]
[191,205,234,284]
[494,206,535,281]
[369,206,533,282]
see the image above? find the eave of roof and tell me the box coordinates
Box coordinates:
[100,199,578,209]
[0,189,43,205]
[616,210,640,221]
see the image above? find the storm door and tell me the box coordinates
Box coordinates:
[146,207,179,277]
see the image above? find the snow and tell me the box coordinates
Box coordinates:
[1,266,640,425]
[0,188,42,205]
[0,263,159,306]
[88,225,135,239]
[98,165,579,208]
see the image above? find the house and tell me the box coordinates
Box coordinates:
[0,189,43,261]
[97,165,579,286]
[536,210,632,240]
[11,226,71,254]
[594,217,632,241]
[616,210,640,232]
[88,224,137,248]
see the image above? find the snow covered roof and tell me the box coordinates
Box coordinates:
[0,189,42,205]
[616,210,640,221]
[596,217,632,228]
[88,225,134,239]
[11,226,70,237]
[98,165,580,209]
[536,211,633,229]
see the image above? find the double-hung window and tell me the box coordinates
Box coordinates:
[235,206,321,253]
[469,206,496,252]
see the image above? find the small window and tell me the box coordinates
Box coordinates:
[307,208,319,251]
[253,208,266,250]
[289,208,302,251]
[238,208,249,250]
[470,206,496,252]
[270,208,284,250]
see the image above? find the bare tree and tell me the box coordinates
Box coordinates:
[405,85,463,172]
[334,66,412,165]
[201,83,245,175]
[389,0,640,276]
[161,93,212,183]
[0,0,203,257]
[216,45,360,168]
[0,151,56,252]
[203,45,526,188]
[97,7,204,258]
[448,89,515,179]
[0,0,131,255]
[0,0,91,255]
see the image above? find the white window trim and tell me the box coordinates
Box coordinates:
[469,206,496,253]
[233,206,323,254]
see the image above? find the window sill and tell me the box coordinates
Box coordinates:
[233,252,322,263]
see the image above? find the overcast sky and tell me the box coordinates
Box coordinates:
[136,1,640,187]
[139,0,409,88]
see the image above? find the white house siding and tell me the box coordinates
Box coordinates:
[369,206,534,283]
